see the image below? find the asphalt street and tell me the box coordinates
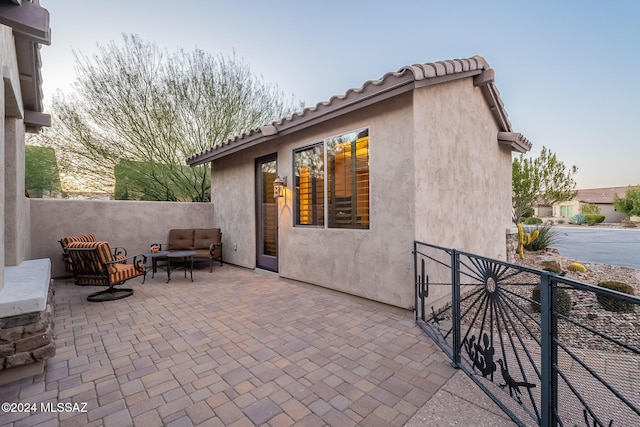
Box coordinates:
[550,226,640,269]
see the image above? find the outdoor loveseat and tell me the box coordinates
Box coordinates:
[65,241,144,302]
[154,228,223,272]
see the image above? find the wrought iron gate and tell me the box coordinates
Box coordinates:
[413,241,640,427]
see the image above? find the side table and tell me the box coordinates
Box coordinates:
[166,251,195,283]
[142,250,170,283]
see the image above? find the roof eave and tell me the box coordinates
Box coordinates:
[0,1,51,133]
[187,55,533,165]
[498,131,532,153]
[187,72,418,166]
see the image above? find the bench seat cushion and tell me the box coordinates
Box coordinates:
[192,249,211,259]
[168,229,195,250]
[194,228,221,249]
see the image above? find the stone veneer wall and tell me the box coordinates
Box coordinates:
[0,285,55,383]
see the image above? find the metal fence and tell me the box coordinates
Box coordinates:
[413,241,640,427]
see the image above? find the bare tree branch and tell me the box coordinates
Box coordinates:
[33,34,298,200]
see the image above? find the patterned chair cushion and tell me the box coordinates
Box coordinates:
[60,233,96,248]
[109,263,141,284]
[67,241,115,273]
[60,234,97,272]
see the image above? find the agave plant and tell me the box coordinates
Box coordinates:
[569,214,587,225]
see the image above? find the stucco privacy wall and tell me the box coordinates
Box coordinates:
[211,94,417,308]
[30,200,216,278]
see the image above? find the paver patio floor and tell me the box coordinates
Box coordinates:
[1,265,463,426]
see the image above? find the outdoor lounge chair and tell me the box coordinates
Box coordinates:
[65,241,144,302]
[59,233,127,273]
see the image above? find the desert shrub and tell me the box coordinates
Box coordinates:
[584,214,605,225]
[567,262,586,273]
[621,220,637,228]
[543,265,562,274]
[596,281,636,312]
[531,285,572,315]
[522,224,557,251]
[524,217,543,225]
[581,203,601,215]
[569,214,587,225]
[558,219,565,224]
[613,185,640,217]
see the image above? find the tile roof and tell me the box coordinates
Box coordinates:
[576,186,634,204]
[187,55,531,165]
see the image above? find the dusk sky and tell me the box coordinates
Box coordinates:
[39,1,639,190]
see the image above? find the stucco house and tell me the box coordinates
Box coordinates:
[553,186,630,222]
[187,55,532,309]
[1,0,53,383]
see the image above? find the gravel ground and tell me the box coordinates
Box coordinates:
[512,249,640,352]
[514,248,640,295]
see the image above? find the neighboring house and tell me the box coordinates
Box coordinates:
[1,0,52,382]
[533,204,552,218]
[553,186,630,222]
[187,56,532,309]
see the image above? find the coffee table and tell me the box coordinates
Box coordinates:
[142,250,170,284]
[166,250,195,283]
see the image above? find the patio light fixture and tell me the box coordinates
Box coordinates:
[273,176,287,199]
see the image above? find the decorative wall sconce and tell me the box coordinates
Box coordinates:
[273,176,287,198]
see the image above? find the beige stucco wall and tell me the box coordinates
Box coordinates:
[553,200,627,223]
[4,118,30,266]
[210,154,260,269]
[212,94,417,308]
[210,77,514,309]
[553,200,580,218]
[0,82,5,292]
[597,204,627,223]
[412,78,512,307]
[413,78,512,255]
[278,95,416,308]
[30,199,216,277]
[1,24,22,290]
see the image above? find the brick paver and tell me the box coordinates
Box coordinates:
[0,266,457,426]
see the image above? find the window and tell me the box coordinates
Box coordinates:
[560,205,573,218]
[294,144,324,226]
[294,128,369,229]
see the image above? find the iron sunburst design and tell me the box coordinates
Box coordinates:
[414,241,640,426]
[457,257,539,405]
